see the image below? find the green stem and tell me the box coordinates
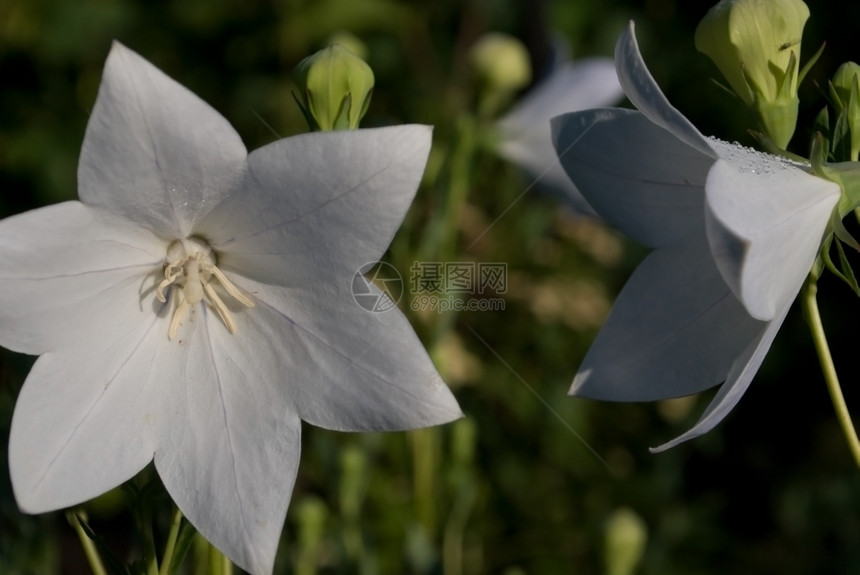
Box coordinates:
[209,543,233,575]
[158,508,184,575]
[441,114,475,260]
[410,427,439,534]
[68,512,107,575]
[802,276,860,467]
[145,521,160,575]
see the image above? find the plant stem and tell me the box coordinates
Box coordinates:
[145,520,160,575]
[802,276,860,467]
[209,543,233,575]
[158,508,184,575]
[68,512,107,575]
[410,426,439,534]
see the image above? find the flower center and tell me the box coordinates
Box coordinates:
[155,237,254,340]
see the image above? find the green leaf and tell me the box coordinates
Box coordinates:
[168,517,198,572]
[76,515,131,575]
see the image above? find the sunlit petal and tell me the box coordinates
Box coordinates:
[615,21,714,157]
[78,42,247,238]
[9,310,170,512]
[199,126,432,288]
[705,154,840,320]
[155,310,301,575]
[229,276,462,431]
[0,202,164,355]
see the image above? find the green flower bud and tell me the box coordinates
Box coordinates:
[830,62,860,160]
[469,33,532,119]
[695,0,810,148]
[293,44,374,131]
[469,32,532,93]
[604,507,647,575]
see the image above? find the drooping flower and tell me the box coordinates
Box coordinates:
[3,42,461,574]
[496,49,623,215]
[551,22,840,449]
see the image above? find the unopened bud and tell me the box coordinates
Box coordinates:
[695,0,809,148]
[293,44,374,131]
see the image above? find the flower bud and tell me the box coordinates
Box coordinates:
[604,507,648,575]
[469,32,532,94]
[830,62,860,160]
[695,0,810,148]
[293,44,374,131]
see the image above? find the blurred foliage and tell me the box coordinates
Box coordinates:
[1,0,859,574]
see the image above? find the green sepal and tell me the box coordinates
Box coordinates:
[850,74,860,160]
[291,89,318,132]
[819,160,860,214]
[797,41,826,87]
[749,129,807,163]
[812,106,831,158]
[742,53,799,149]
[777,50,798,101]
[835,235,860,294]
[819,233,860,296]
[831,108,852,162]
[816,155,860,251]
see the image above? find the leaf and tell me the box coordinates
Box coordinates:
[168,517,199,572]
[75,514,131,575]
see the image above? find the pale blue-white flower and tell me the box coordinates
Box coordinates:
[552,23,840,449]
[497,50,623,214]
[3,42,461,574]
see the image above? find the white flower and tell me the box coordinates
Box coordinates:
[496,50,623,215]
[3,42,461,574]
[551,23,840,449]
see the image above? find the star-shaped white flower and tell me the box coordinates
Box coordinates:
[551,22,840,449]
[496,49,623,215]
[3,42,461,574]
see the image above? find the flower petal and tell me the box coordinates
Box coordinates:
[651,303,789,451]
[230,276,462,431]
[552,108,710,248]
[570,230,765,401]
[705,154,840,320]
[78,42,247,238]
[155,310,302,575]
[615,21,715,157]
[499,58,622,133]
[9,307,169,513]
[198,126,432,288]
[0,201,164,355]
[496,59,622,215]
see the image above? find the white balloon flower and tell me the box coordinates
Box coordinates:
[2,42,461,575]
[552,22,840,450]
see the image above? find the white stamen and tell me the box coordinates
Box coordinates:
[157,238,254,340]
